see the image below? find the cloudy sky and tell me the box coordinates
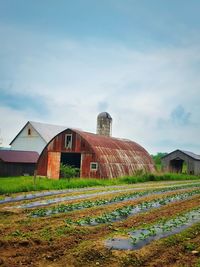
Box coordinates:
[0,0,200,154]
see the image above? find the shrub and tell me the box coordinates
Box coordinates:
[60,163,79,180]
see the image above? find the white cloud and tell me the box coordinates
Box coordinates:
[1,24,200,154]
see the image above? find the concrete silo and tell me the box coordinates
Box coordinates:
[97,112,112,137]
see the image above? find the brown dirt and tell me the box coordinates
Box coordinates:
[0,186,200,267]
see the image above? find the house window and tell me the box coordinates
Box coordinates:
[28,128,31,136]
[90,162,98,171]
[65,134,72,149]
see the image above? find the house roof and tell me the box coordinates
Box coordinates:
[29,121,67,143]
[10,121,67,145]
[0,150,39,163]
[162,149,200,161]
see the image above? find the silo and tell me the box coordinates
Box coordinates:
[97,112,112,137]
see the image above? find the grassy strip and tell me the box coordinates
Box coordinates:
[0,173,200,195]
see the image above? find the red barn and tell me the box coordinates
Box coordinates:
[37,128,155,179]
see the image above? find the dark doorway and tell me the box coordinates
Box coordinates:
[169,158,184,173]
[61,153,81,169]
[60,153,81,178]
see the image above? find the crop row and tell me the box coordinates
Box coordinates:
[30,183,200,217]
[106,207,200,250]
[70,189,200,226]
[22,182,200,210]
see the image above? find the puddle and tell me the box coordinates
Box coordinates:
[106,209,200,250]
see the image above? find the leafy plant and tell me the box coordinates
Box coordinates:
[60,163,80,180]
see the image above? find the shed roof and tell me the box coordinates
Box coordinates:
[162,149,200,161]
[180,150,200,160]
[0,150,39,163]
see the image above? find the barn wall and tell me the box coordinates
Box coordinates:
[11,122,46,154]
[37,130,97,178]
[0,162,36,177]
[194,161,200,175]
[161,150,197,174]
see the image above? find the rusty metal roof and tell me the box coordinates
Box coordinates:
[37,127,155,178]
[0,150,39,163]
[75,129,155,177]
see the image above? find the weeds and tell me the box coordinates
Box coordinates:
[0,173,200,194]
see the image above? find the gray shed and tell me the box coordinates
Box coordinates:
[161,149,200,175]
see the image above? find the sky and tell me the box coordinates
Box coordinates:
[0,0,200,154]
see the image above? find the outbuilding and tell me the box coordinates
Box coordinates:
[10,121,67,154]
[0,150,39,177]
[161,149,200,175]
[37,128,155,179]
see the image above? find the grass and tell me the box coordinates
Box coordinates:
[0,173,200,195]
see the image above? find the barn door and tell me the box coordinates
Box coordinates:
[47,152,61,179]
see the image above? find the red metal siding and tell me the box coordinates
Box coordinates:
[47,152,60,179]
[37,129,155,179]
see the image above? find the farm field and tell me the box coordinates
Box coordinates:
[0,179,200,267]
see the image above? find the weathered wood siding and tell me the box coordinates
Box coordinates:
[0,162,36,177]
[161,150,200,175]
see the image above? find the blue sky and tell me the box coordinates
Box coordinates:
[0,0,200,154]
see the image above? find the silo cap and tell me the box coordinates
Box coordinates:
[97,112,112,120]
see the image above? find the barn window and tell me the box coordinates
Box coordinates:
[65,134,72,149]
[28,128,31,136]
[90,162,98,171]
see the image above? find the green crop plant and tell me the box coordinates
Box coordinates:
[69,189,200,226]
[130,236,138,245]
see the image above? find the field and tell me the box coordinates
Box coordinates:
[0,178,200,267]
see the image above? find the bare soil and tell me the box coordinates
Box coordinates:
[0,183,200,267]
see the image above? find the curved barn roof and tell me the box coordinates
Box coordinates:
[74,129,154,177]
[38,128,155,178]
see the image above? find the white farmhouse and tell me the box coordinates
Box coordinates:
[10,121,67,154]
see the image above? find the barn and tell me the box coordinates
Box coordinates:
[37,112,155,179]
[161,149,200,175]
[10,121,67,154]
[0,150,39,177]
